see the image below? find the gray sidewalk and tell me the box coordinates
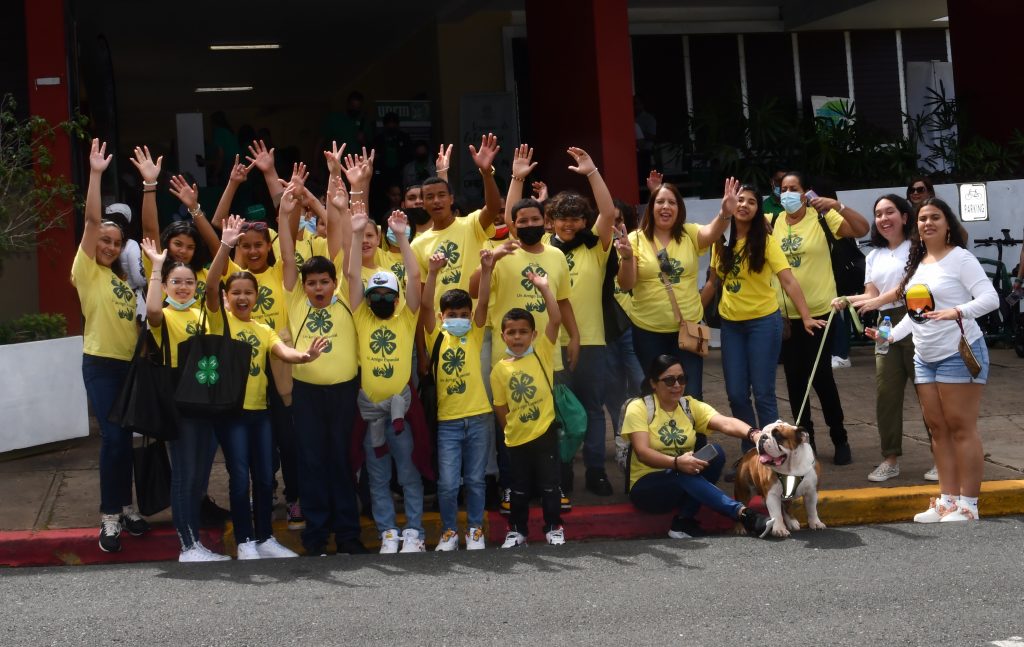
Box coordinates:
[2,345,1022,532]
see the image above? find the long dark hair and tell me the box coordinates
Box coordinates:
[868,194,913,248]
[641,183,687,243]
[161,221,209,273]
[640,354,683,396]
[906,176,935,201]
[160,260,196,284]
[898,198,967,298]
[716,185,768,275]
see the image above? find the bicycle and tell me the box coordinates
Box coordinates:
[973,228,1024,355]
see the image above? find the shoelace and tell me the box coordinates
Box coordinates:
[102,516,121,536]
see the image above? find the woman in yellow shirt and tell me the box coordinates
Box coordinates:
[703,185,821,451]
[73,139,146,554]
[618,179,738,400]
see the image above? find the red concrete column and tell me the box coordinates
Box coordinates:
[525,0,638,204]
[947,0,1024,143]
[25,0,80,333]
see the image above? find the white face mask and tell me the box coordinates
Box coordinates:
[505,344,535,359]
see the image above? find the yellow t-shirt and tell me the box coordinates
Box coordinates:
[208,310,282,411]
[411,209,494,309]
[627,224,707,333]
[142,256,209,304]
[286,284,358,385]
[769,208,843,317]
[560,239,611,346]
[380,248,409,291]
[275,234,329,269]
[712,235,790,322]
[333,251,390,307]
[486,244,571,370]
[490,335,557,447]
[621,396,718,489]
[426,323,493,421]
[70,248,138,361]
[227,260,289,337]
[150,307,202,367]
[352,299,417,402]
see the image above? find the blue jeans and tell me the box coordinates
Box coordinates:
[437,413,492,532]
[721,311,783,449]
[169,416,216,549]
[831,310,851,359]
[604,328,644,435]
[81,354,133,515]
[631,325,703,399]
[563,345,608,469]
[216,409,274,544]
[292,379,362,551]
[628,444,739,520]
[358,395,424,536]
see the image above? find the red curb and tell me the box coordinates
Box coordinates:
[0,525,225,568]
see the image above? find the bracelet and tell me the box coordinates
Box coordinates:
[143,189,156,194]
[191,209,206,219]
[511,175,524,183]
[436,166,449,172]
[587,168,599,177]
[142,180,158,187]
[149,276,161,281]
[187,204,202,216]
[673,455,679,472]
[746,427,758,443]
[350,191,365,195]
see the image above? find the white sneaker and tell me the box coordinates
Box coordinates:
[667,529,693,540]
[399,529,426,553]
[236,540,261,560]
[831,356,852,369]
[255,536,299,559]
[379,529,400,554]
[867,462,900,482]
[435,529,459,552]
[196,543,231,561]
[940,506,978,522]
[179,545,223,563]
[465,527,486,550]
[501,531,527,549]
[545,526,566,546]
[913,498,956,524]
[923,465,939,481]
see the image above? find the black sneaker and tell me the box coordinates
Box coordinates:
[120,507,150,536]
[669,516,706,538]
[739,508,774,538]
[833,442,852,465]
[585,469,613,496]
[200,495,230,526]
[99,514,122,553]
[335,539,370,555]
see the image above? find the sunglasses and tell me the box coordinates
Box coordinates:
[909,186,928,194]
[240,221,269,232]
[368,292,397,303]
[657,375,686,387]
[656,249,673,275]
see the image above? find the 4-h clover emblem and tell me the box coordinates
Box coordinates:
[780,234,802,254]
[441,347,465,376]
[111,278,133,302]
[436,241,461,266]
[306,309,333,334]
[254,285,275,313]
[370,328,397,357]
[665,258,683,284]
[657,419,686,447]
[519,263,547,291]
[509,373,537,403]
[195,356,220,385]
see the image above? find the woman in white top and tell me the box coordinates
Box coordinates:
[869,198,998,523]
[833,194,913,482]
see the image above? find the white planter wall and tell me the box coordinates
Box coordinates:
[0,336,90,453]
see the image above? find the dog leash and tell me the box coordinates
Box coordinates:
[795,308,837,427]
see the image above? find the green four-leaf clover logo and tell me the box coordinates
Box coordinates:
[436,241,461,266]
[509,373,537,404]
[441,347,466,376]
[369,328,397,357]
[111,277,133,303]
[306,309,333,334]
[195,356,219,385]
[519,263,547,291]
[657,419,686,447]
[780,234,802,254]
[254,285,275,313]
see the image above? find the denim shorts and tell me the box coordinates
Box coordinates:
[913,336,989,385]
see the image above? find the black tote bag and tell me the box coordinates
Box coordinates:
[108,324,180,440]
[174,293,251,418]
[133,436,172,516]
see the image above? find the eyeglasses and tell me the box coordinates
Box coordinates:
[167,278,197,287]
[909,186,928,194]
[657,375,686,387]
[240,221,269,232]
[368,292,397,303]
[656,249,673,275]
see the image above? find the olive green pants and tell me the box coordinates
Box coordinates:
[875,306,915,458]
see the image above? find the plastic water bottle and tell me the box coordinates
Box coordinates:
[876,316,892,355]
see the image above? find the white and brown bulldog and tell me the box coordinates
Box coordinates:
[734,420,826,538]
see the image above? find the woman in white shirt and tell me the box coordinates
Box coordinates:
[870,198,998,523]
[833,195,913,482]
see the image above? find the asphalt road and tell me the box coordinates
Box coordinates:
[3,519,1024,646]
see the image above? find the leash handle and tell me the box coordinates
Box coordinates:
[795,308,836,427]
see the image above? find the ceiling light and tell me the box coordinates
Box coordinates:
[209,44,280,51]
[195,86,254,93]
[932,16,949,22]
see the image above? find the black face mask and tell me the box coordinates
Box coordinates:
[406,207,431,226]
[517,225,546,246]
[368,300,396,319]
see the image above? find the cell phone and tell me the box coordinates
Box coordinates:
[804,190,819,201]
[692,444,719,462]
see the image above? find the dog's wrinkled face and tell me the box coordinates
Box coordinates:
[757,421,804,465]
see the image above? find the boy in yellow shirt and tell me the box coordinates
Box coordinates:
[489,267,564,548]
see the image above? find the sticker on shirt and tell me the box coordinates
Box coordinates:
[433,240,462,285]
[519,263,549,312]
[780,233,803,268]
[368,326,398,377]
[508,371,541,423]
[906,284,935,323]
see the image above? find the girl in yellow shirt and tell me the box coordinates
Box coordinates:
[73,139,145,554]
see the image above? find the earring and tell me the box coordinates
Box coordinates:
[945,229,951,244]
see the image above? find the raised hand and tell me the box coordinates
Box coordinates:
[469,133,500,171]
[479,248,496,271]
[387,210,410,239]
[221,215,245,248]
[289,162,309,190]
[304,336,329,361]
[246,140,275,173]
[228,155,254,184]
[511,144,537,179]
[342,154,372,186]
[646,170,663,194]
[531,180,548,202]
[436,144,453,172]
[130,145,162,183]
[279,187,299,217]
[168,175,200,211]
[323,140,346,177]
[327,174,349,212]
[140,238,166,265]
[613,225,633,259]
[89,139,112,173]
[493,239,521,261]
[526,270,548,290]
[350,200,369,231]
[566,146,597,176]
[721,176,741,217]
[428,252,447,273]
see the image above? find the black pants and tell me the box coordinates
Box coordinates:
[507,423,562,534]
[780,318,847,447]
[267,370,299,503]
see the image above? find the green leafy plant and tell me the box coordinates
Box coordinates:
[0,313,68,345]
[0,94,87,269]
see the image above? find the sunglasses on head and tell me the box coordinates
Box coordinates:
[368,292,397,303]
[656,249,673,275]
[909,186,928,194]
[240,221,269,232]
[657,375,686,387]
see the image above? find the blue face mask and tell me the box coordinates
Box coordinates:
[505,344,535,359]
[299,218,318,237]
[386,226,411,247]
[442,317,472,338]
[772,185,781,197]
[780,191,803,214]
[165,296,197,311]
